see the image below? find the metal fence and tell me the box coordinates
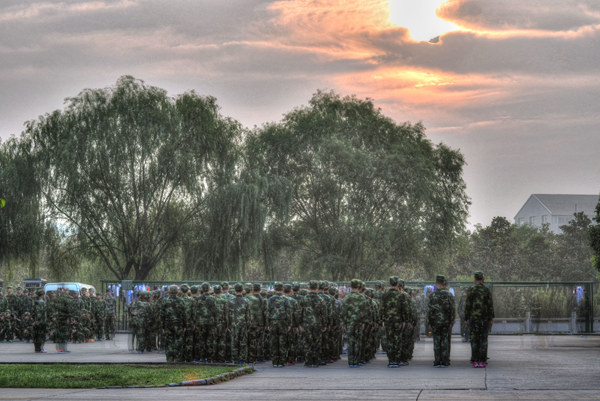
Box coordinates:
[100,279,596,334]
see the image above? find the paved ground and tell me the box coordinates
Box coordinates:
[0,334,599,400]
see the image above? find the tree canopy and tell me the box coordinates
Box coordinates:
[247,91,470,281]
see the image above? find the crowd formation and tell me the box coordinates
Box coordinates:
[127,271,494,368]
[0,286,116,352]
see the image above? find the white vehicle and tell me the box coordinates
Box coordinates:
[44,282,96,294]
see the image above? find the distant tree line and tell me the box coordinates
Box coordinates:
[0,76,470,286]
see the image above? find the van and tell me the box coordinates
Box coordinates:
[44,282,96,294]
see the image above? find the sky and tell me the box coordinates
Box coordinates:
[1,0,599,229]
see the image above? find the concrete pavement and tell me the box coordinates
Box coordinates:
[0,334,599,400]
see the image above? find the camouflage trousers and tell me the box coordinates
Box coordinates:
[378,327,387,352]
[196,325,215,362]
[320,328,329,363]
[269,320,288,366]
[328,326,339,360]
[248,326,260,363]
[400,324,413,362]
[164,327,184,362]
[413,318,421,342]
[469,319,489,362]
[302,324,322,366]
[432,326,451,365]
[346,325,363,366]
[213,325,227,362]
[104,316,115,340]
[286,327,297,363]
[33,324,46,352]
[231,323,248,363]
[385,322,403,364]
[460,317,470,341]
[95,317,104,340]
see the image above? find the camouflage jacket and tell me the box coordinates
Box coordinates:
[381,288,408,324]
[286,296,302,327]
[229,294,251,327]
[81,296,92,313]
[427,289,455,327]
[267,293,292,325]
[55,294,72,324]
[214,295,230,328]
[410,298,418,325]
[458,293,467,319]
[6,295,19,317]
[340,291,368,327]
[104,297,116,316]
[246,293,266,327]
[95,299,106,319]
[317,293,332,326]
[300,292,326,327]
[464,283,494,322]
[33,299,47,326]
[161,295,187,331]
[194,293,218,326]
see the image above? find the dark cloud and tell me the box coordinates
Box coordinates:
[437,0,600,32]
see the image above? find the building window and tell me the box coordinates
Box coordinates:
[552,215,557,224]
[517,217,524,226]
[559,216,568,225]
[542,215,548,224]
[530,216,536,225]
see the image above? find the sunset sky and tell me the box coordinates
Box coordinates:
[1,0,599,229]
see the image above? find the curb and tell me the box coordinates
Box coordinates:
[94,366,254,389]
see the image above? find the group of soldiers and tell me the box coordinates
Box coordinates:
[0,285,117,352]
[127,278,430,368]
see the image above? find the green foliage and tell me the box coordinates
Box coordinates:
[248,90,470,281]
[29,76,242,280]
[0,364,239,388]
[588,194,600,276]
[0,199,5,208]
[451,214,596,282]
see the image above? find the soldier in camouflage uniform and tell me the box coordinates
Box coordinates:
[465,271,494,368]
[341,279,368,367]
[161,285,187,362]
[230,283,251,364]
[104,290,116,340]
[32,289,47,353]
[328,286,342,361]
[247,283,266,363]
[283,283,301,364]
[267,282,293,367]
[299,280,327,367]
[359,284,374,364]
[290,283,305,362]
[427,275,455,367]
[317,281,332,365]
[176,284,193,361]
[381,276,408,367]
[194,282,217,363]
[399,281,414,365]
[221,282,234,361]
[94,293,106,341]
[126,291,142,352]
[212,285,230,363]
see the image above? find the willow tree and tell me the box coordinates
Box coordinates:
[0,136,46,279]
[29,76,241,280]
[248,90,470,281]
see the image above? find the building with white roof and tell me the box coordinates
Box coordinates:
[514,194,599,233]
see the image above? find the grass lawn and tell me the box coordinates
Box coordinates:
[0,364,243,388]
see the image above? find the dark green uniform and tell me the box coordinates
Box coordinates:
[299,288,326,367]
[267,291,293,367]
[465,282,494,363]
[229,289,251,363]
[161,290,187,362]
[427,285,455,366]
[381,284,408,366]
[340,283,368,367]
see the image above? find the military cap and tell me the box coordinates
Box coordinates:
[328,287,338,296]
[253,283,261,292]
[274,282,284,291]
[201,282,210,292]
[16,286,22,290]
[318,281,326,290]
[283,283,292,293]
[81,309,88,314]
[292,282,300,291]
[6,285,12,289]
[474,271,484,280]
[81,288,88,292]
[397,279,405,287]
[234,283,244,292]
[213,285,222,293]
[300,289,308,296]
[244,283,253,292]
[169,285,179,294]
[309,280,319,290]
[435,275,445,283]
[23,312,31,317]
[190,285,199,294]
[23,289,29,294]
[260,289,267,298]
[267,290,275,298]
[221,282,230,289]
[350,279,361,289]
[36,289,45,296]
[180,284,190,292]
[389,276,399,286]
